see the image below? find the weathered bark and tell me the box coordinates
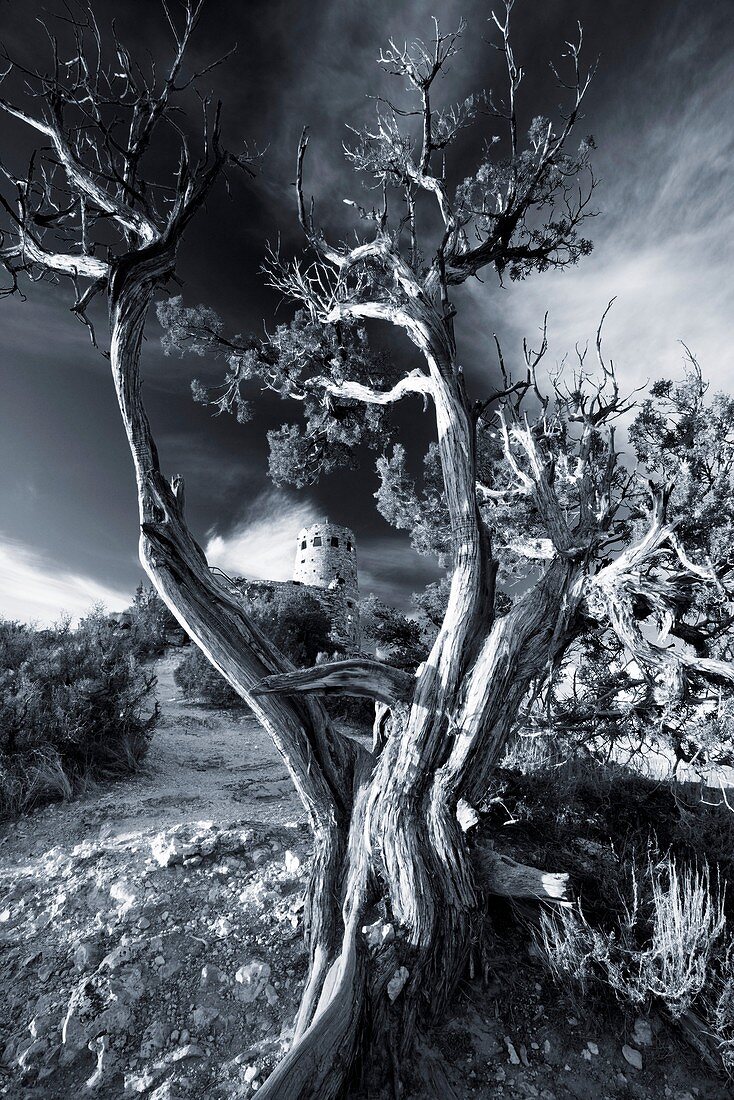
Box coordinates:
[105,239,591,1100]
[252,657,415,706]
[473,847,572,904]
[258,764,373,1100]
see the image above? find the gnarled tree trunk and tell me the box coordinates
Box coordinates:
[105,257,577,1099]
[108,258,364,1055]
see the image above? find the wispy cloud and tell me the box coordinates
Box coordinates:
[204,490,322,581]
[0,534,130,626]
[466,30,734,398]
[359,537,442,609]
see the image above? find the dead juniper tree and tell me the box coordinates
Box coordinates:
[4,2,734,1097]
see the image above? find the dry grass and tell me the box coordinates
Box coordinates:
[536,854,731,1067]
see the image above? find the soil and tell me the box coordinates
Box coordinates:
[0,653,729,1099]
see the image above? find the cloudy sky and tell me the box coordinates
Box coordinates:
[0,0,732,623]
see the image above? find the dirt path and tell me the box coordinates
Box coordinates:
[0,652,310,1099]
[114,652,305,834]
[1,652,305,874]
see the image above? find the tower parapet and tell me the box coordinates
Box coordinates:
[294,521,358,593]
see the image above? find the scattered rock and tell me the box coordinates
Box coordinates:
[284,850,301,875]
[587,1040,599,1056]
[633,1017,653,1047]
[150,822,255,868]
[362,919,395,948]
[171,1043,206,1061]
[15,1037,49,1075]
[200,963,228,988]
[235,959,271,1004]
[213,915,232,938]
[622,1043,643,1070]
[110,880,138,915]
[191,1005,219,1031]
[505,1037,521,1065]
[456,799,480,831]
[124,1066,167,1094]
[139,1021,169,1059]
[85,1034,115,1090]
[74,942,101,972]
[38,959,55,983]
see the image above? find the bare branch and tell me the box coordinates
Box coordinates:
[251,658,415,707]
[308,368,432,408]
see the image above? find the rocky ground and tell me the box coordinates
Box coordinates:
[0,654,730,1098]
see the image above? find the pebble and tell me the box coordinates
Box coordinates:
[235,960,271,1004]
[200,963,228,988]
[284,850,301,875]
[73,942,99,971]
[633,1017,653,1047]
[622,1043,643,1070]
[362,919,395,948]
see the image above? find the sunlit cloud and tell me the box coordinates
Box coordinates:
[204,490,322,581]
[0,535,130,626]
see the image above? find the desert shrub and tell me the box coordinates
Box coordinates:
[174,643,376,727]
[0,610,158,816]
[174,645,242,707]
[127,582,171,658]
[360,594,427,671]
[324,693,374,729]
[478,754,734,1070]
[245,587,335,668]
[705,952,734,1073]
[175,587,339,707]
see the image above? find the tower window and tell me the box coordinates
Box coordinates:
[312,536,322,547]
[330,536,339,547]
[346,541,352,551]
[301,540,307,550]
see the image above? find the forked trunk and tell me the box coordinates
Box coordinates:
[106,262,579,1100]
[257,564,584,1099]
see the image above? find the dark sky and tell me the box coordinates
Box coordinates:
[1,0,733,622]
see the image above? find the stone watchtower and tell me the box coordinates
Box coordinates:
[294,521,359,647]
